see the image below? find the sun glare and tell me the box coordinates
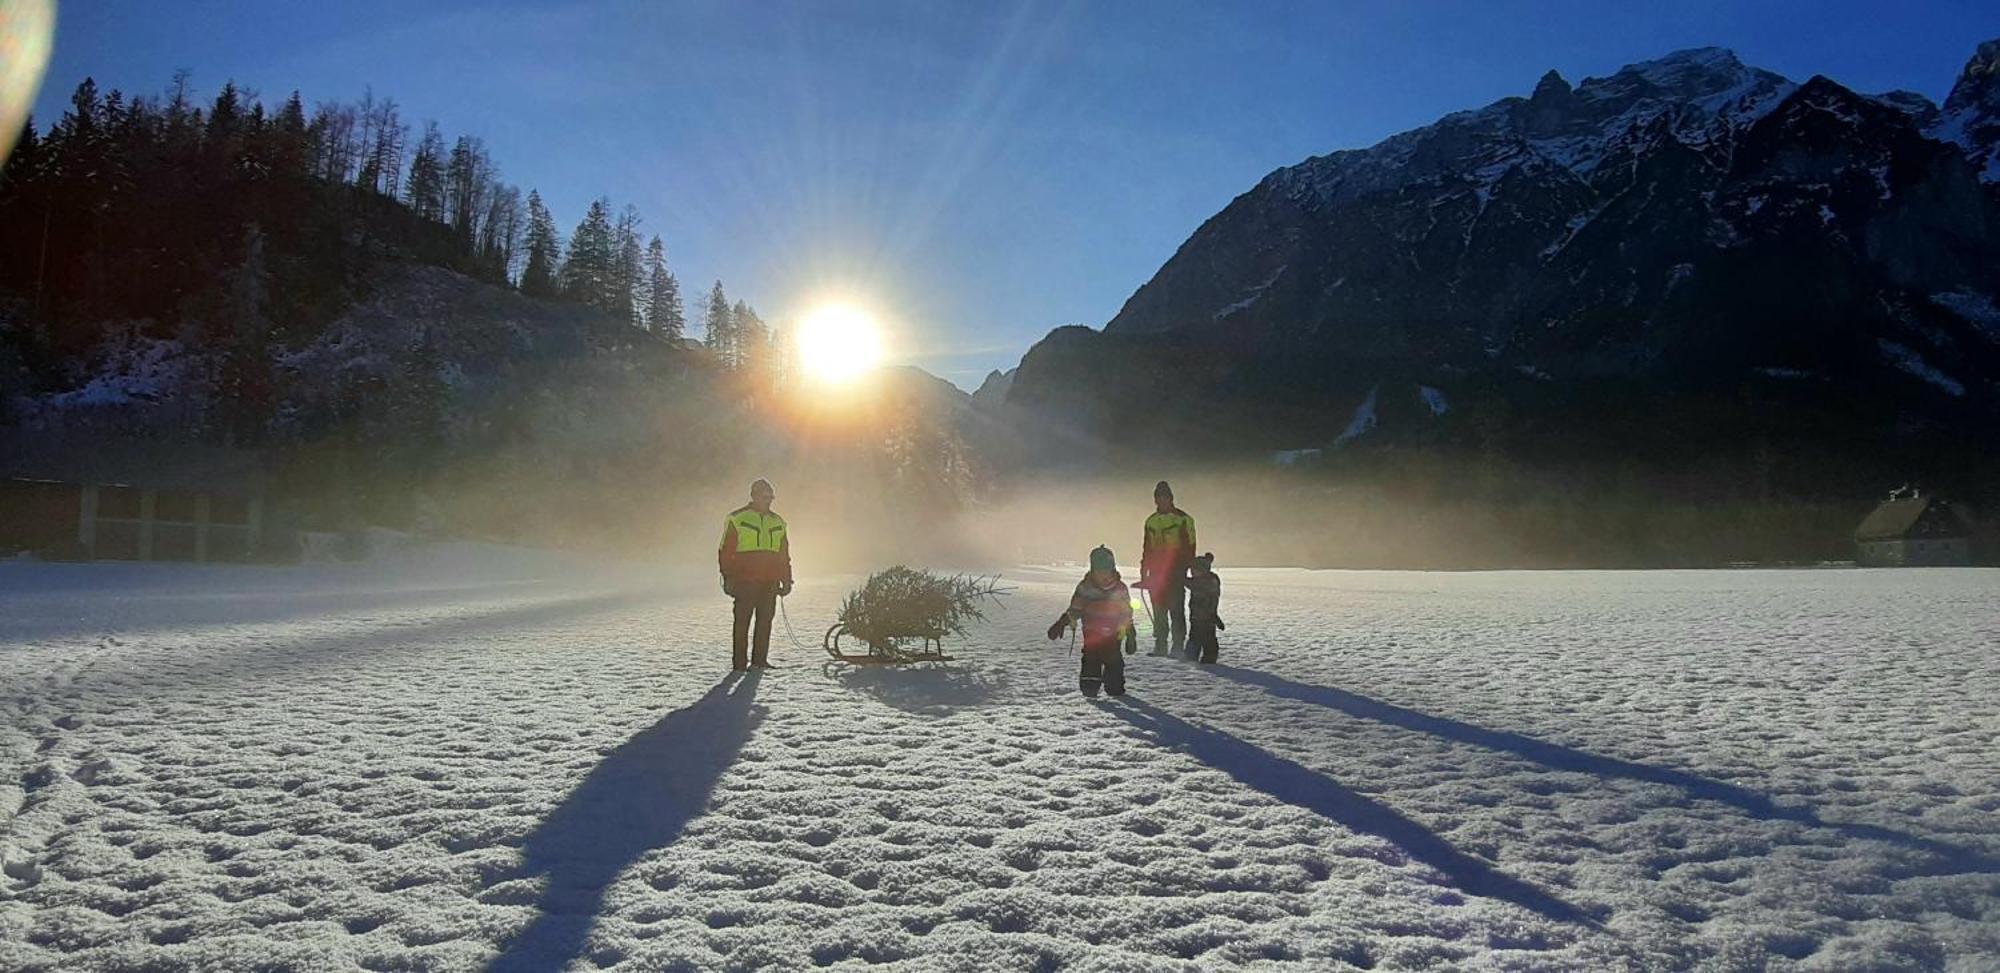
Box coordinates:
[795,303,886,385]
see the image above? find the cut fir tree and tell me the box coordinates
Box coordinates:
[823,566,1010,664]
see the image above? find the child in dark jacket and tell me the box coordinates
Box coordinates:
[1046,545,1139,697]
[1185,552,1224,664]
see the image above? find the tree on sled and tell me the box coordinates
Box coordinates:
[822,566,1009,664]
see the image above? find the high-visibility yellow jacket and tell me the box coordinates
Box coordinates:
[718,506,792,585]
[1142,507,1197,581]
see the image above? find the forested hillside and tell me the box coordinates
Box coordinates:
[0,76,980,560]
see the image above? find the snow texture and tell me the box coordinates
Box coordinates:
[1418,386,1450,417]
[35,332,198,414]
[2,556,1997,971]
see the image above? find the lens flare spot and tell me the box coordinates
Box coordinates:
[0,0,56,166]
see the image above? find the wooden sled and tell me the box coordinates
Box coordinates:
[822,622,955,665]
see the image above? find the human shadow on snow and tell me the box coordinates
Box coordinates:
[1209,665,1995,869]
[1107,696,1594,926]
[486,671,765,973]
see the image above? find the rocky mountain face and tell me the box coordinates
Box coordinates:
[1942,39,2000,182]
[1005,42,2000,489]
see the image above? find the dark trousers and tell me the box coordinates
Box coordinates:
[1148,578,1186,655]
[1079,649,1126,697]
[730,583,777,669]
[1189,618,1219,664]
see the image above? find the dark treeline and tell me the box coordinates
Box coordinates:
[0,75,799,430]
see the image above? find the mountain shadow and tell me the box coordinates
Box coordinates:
[487,671,765,972]
[1107,695,1591,925]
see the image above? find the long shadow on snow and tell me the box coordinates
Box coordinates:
[487,671,765,973]
[1209,665,1995,868]
[135,589,659,687]
[1108,696,1592,925]
[0,563,583,643]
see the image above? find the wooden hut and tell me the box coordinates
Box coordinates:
[1854,488,1973,567]
[0,433,270,562]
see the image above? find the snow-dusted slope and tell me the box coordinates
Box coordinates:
[1272,47,1797,211]
[2,559,1996,970]
[1936,39,2000,183]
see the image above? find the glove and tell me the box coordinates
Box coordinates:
[721,577,736,598]
[777,580,793,597]
[1046,617,1068,641]
[1123,631,1138,655]
[1214,618,1226,632]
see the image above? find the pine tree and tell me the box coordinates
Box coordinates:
[478,184,523,281]
[1,118,37,194]
[360,97,404,198]
[445,135,491,241]
[519,189,561,296]
[642,236,684,340]
[50,77,105,172]
[704,281,735,366]
[47,79,111,327]
[404,122,445,222]
[769,317,796,391]
[562,198,617,311]
[613,204,643,328]
[270,91,309,181]
[205,81,243,149]
[735,300,769,383]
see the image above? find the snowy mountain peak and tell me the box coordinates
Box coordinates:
[1937,37,2000,182]
[1569,46,1791,121]
[1871,90,1941,126]
[1594,46,1757,97]
[1261,44,1803,212]
[1944,38,2000,116]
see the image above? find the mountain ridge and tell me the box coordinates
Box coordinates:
[1001,39,1999,496]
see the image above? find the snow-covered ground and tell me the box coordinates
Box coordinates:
[2,555,1996,971]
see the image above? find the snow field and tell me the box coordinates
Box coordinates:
[1,559,1996,971]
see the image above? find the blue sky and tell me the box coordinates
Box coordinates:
[30,0,2000,387]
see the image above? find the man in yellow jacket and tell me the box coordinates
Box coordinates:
[1140,480,1197,657]
[717,478,792,670]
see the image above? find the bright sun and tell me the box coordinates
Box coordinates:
[795,303,886,385]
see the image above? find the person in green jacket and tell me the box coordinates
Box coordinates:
[717,478,792,670]
[1140,481,1197,657]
